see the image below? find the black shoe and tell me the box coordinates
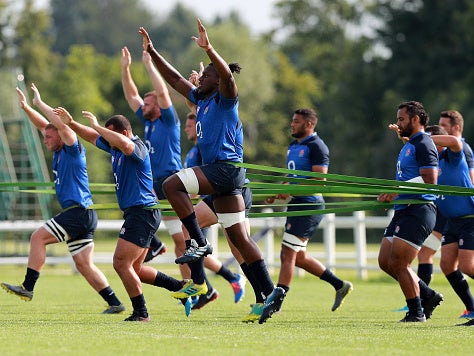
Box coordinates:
[422,291,443,319]
[124,310,150,322]
[258,287,286,324]
[175,239,213,264]
[192,289,219,310]
[456,318,474,326]
[144,242,167,263]
[399,312,426,322]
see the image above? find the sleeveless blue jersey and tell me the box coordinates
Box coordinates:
[96,135,157,210]
[436,148,474,218]
[394,132,438,210]
[136,105,182,179]
[52,140,93,209]
[287,133,329,203]
[188,89,242,164]
[185,145,202,168]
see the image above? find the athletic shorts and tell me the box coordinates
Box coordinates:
[433,208,447,234]
[442,217,474,250]
[47,207,97,241]
[119,206,161,248]
[284,197,325,239]
[200,162,245,197]
[202,186,253,218]
[384,203,436,247]
[153,173,178,200]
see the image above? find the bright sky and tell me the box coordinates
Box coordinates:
[144,0,280,35]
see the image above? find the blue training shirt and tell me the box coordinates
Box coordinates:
[52,140,93,209]
[136,105,182,179]
[394,131,438,210]
[96,135,157,210]
[184,145,202,169]
[188,89,243,164]
[436,148,474,218]
[287,133,329,203]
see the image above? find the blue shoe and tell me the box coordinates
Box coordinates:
[230,274,246,303]
[180,297,192,317]
[392,305,409,312]
[459,310,474,319]
[258,287,286,324]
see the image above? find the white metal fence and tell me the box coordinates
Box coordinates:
[0,210,394,279]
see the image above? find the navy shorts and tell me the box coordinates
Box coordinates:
[285,198,325,239]
[153,173,178,200]
[433,208,447,234]
[119,206,161,248]
[51,207,98,241]
[384,203,436,247]
[200,162,245,197]
[202,186,253,217]
[442,217,474,250]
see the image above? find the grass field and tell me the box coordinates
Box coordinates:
[0,241,472,355]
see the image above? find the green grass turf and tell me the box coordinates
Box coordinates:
[0,240,472,355]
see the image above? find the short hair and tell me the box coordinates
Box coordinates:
[398,101,429,126]
[104,115,132,133]
[294,108,318,126]
[426,125,448,136]
[440,110,464,133]
[143,91,157,99]
[186,112,196,120]
[45,123,57,131]
[208,62,242,74]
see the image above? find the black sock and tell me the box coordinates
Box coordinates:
[180,212,205,245]
[217,265,238,283]
[320,269,343,290]
[406,296,424,317]
[99,286,121,306]
[204,275,213,293]
[277,284,289,293]
[154,271,182,291]
[189,258,205,284]
[247,259,274,298]
[241,263,264,303]
[22,267,40,292]
[418,279,434,300]
[130,294,148,317]
[446,270,474,311]
[417,263,433,285]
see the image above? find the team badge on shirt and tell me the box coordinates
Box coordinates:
[299,149,305,157]
[405,148,411,156]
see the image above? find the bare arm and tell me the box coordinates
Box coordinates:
[142,51,172,109]
[54,107,100,145]
[430,135,462,152]
[192,18,237,99]
[82,111,135,156]
[121,46,143,112]
[16,87,48,133]
[30,84,77,146]
[139,27,194,99]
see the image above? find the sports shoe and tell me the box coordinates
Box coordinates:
[180,297,192,317]
[103,303,126,314]
[258,287,286,324]
[459,310,474,319]
[230,274,246,303]
[123,311,150,322]
[456,318,474,326]
[170,279,208,299]
[399,312,427,323]
[144,242,167,263]
[192,288,219,310]
[175,239,213,264]
[1,282,33,301]
[332,281,353,311]
[392,305,409,312]
[242,303,264,323]
[421,291,443,319]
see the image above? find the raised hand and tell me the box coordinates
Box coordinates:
[82,111,99,128]
[53,107,74,125]
[30,83,42,107]
[189,61,204,86]
[121,46,132,68]
[191,18,212,51]
[15,87,27,109]
[139,27,153,50]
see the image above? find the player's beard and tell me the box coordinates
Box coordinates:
[399,119,414,137]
